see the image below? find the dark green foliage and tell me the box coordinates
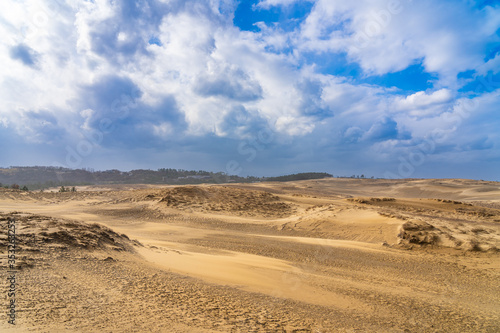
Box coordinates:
[0,166,334,187]
[263,172,333,182]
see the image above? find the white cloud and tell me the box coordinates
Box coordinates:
[477,53,500,76]
[393,89,453,116]
[256,0,307,9]
[390,90,500,148]
[294,0,500,87]
[405,89,453,107]
[275,115,315,136]
[0,0,89,141]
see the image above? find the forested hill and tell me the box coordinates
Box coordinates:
[0,166,333,190]
[264,172,333,182]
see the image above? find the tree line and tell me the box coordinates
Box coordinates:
[0,166,335,189]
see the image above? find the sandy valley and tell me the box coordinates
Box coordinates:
[0,178,499,332]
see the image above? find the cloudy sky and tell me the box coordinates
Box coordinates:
[0,0,499,179]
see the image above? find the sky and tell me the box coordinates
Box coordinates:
[0,0,499,180]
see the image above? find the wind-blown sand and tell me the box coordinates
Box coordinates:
[0,178,499,332]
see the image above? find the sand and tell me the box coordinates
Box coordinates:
[0,178,499,332]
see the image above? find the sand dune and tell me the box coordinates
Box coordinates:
[0,178,499,332]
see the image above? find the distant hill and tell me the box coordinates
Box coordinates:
[0,166,333,190]
[264,172,333,182]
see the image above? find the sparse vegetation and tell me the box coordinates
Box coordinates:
[58,186,76,193]
[348,197,396,204]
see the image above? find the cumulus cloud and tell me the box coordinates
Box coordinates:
[7,109,66,144]
[362,117,400,142]
[0,0,498,179]
[396,89,453,108]
[294,0,500,87]
[393,89,454,116]
[193,65,263,102]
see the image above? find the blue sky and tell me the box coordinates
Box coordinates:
[0,0,499,180]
